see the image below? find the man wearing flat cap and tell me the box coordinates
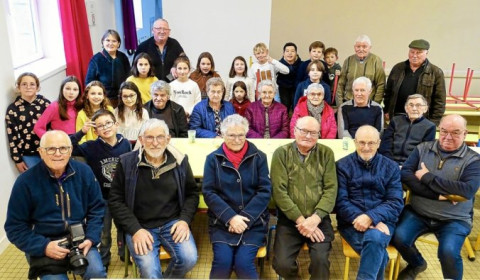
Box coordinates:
[384,39,446,125]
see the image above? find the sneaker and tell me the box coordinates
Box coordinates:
[398,263,428,280]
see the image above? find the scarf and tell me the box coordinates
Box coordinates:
[222,141,249,169]
[307,100,324,134]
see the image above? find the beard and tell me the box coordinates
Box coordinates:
[144,147,165,159]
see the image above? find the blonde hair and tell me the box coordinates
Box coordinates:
[253,43,268,54]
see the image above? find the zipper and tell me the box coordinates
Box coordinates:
[58,184,67,230]
[67,193,71,218]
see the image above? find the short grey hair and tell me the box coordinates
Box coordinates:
[138,119,170,137]
[220,114,249,136]
[355,35,371,46]
[150,80,170,96]
[306,83,325,95]
[352,76,372,92]
[206,77,225,93]
[40,130,72,147]
[406,94,428,106]
[257,79,276,92]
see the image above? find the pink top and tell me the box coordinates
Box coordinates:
[34,100,78,137]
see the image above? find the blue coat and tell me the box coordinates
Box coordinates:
[189,99,235,138]
[5,160,105,257]
[203,142,271,246]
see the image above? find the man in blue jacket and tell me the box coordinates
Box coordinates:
[5,130,106,279]
[336,125,404,279]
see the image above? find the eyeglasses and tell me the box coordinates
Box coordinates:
[122,94,137,100]
[261,91,275,96]
[20,82,37,88]
[295,127,320,137]
[354,140,379,147]
[42,146,71,155]
[308,93,324,98]
[153,27,170,32]
[95,121,115,131]
[226,134,246,140]
[439,129,465,137]
[143,135,166,143]
[407,103,426,108]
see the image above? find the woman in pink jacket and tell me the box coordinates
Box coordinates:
[290,83,337,139]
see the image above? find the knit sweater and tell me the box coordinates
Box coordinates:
[34,100,78,137]
[126,76,158,104]
[337,99,383,138]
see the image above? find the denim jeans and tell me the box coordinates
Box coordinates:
[125,219,198,278]
[210,242,259,279]
[339,224,394,280]
[392,206,471,280]
[39,247,106,280]
[23,155,41,168]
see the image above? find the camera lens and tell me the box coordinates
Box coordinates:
[69,248,89,275]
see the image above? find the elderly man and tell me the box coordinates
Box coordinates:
[384,39,446,125]
[134,19,185,81]
[271,116,338,279]
[144,80,188,137]
[393,115,480,280]
[336,35,386,105]
[336,125,404,279]
[109,119,199,278]
[337,76,384,138]
[5,130,106,279]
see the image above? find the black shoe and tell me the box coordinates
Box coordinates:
[398,263,428,280]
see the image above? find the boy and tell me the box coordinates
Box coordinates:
[277,42,302,111]
[293,60,332,108]
[70,109,132,268]
[249,42,289,99]
[295,41,330,86]
[324,47,342,90]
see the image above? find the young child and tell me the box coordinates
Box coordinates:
[6,72,50,172]
[76,80,114,143]
[324,47,342,90]
[34,76,83,137]
[229,81,251,117]
[277,42,302,111]
[126,52,158,104]
[224,56,254,102]
[248,42,289,99]
[295,41,330,86]
[293,60,332,107]
[189,52,221,99]
[71,109,132,269]
[169,56,202,118]
[114,81,149,144]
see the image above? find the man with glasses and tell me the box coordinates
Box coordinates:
[109,118,199,278]
[336,125,404,279]
[393,114,480,279]
[271,116,338,279]
[384,39,446,125]
[5,130,106,279]
[134,18,185,81]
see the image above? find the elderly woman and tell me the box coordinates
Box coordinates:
[245,80,290,138]
[379,94,436,165]
[189,77,235,138]
[144,80,188,137]
[85,29,130,107]
[336,35,386,105]
[290,83,337,139]
[203,114,271,279]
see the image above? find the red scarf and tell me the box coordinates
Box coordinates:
[222,141,249,169]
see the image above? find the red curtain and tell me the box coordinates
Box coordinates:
[58,0,93,88]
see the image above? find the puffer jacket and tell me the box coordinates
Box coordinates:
[290,96,337,139]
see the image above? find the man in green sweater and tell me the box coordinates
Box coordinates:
[271,116,338,279]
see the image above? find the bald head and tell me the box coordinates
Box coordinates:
[439,114,467,130]
[296,116,320,132]
[40,130,71,147]
[355,125,380,141]
[438,114,468,151]
[354,125,380,161]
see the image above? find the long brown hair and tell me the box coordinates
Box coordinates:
[116,81,143,123]
[58,76,83,120]
[82,81,110,118]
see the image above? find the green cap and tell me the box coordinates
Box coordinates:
[409,39,430,50]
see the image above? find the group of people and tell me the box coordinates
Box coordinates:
[3,16,479,280]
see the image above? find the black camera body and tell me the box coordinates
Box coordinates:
[59,224,89,275]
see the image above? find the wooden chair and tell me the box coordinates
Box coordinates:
[341,237,401,280]
[124,245,171,278]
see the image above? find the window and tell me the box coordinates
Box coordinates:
[5,0,43,68]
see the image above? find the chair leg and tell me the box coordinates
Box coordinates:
[266,225,276,260]
[394,254,401,280]
[343,256,350,280]
[388,259,394,280]
[475,233,480,251]
[124,245,129,277]
[463,237,475,261]
[258,257,265,277]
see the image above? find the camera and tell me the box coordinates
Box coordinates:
[59,224,89,275]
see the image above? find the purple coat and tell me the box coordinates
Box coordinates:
[245,100,289,138]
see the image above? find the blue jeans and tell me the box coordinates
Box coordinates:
[210,242,259,279]
[39,247,106,280]
[23,155,41,168]
[340,224,394,280]
[392,206,471,280]
[125,219,198,278]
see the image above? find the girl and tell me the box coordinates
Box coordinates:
[76,81,113,143]
[114,81,149,143]
[34,76,83,137]
[189,52,221,99]
[229,81,251,117]
[126,52,158,104]
[224,56,254,102]
[169,56,201,118]
[6,72,50,172]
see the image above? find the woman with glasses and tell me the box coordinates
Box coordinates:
[203,114,271,279]
[379,94,436,165]
[290,83,337,139]
[245,80,290,138]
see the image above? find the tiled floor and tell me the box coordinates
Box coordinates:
[1,200,480,279]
